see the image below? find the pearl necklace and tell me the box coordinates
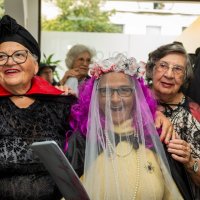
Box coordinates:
[105,133,140,200]
[132,149,140,200]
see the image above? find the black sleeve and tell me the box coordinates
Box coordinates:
[65,132,86,177]
[163,145,195,200]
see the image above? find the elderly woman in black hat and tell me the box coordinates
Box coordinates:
[0,15,76,200]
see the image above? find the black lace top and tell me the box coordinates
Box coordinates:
[159,96,200,199]
[0,95,75,200]
[159,96,200,159]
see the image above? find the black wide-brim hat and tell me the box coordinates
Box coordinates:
[0,15,40,62]
[37,63,56,75]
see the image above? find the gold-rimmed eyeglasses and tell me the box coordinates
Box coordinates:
[155,61,185,76]
[0,50,30,66]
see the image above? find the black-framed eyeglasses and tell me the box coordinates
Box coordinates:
[155,61,185,76]
[98,87,134,97]
[0,50,30,66]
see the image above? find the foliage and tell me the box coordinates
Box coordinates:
[42,0,122,33]
[41,53,61,66]
[153,3,165,9]
[0,0,5,17]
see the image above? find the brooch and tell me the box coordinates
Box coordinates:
[145,161,154,173]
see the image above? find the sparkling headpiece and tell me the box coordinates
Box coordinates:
[88,53,146,79]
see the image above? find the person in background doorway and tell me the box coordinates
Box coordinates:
[185,47,200,104]
[37,62,59,86]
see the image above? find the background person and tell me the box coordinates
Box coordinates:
[146,42,200,199]
[60,44,96,94]
[0,15,76,200]
[37,62,59,86]
[185,47,200,104]
[66,54,193,199]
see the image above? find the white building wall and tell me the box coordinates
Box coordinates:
[110,12,198,35]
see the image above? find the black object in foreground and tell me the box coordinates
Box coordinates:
[30,140,90,200]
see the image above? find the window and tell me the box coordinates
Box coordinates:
[146,25,161,35]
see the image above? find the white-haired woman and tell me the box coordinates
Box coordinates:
[60,44,96,94]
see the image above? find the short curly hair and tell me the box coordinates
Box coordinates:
[145,42,193,90]
[65,44,96,69]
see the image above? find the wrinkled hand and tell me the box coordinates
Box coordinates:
[66,68,80,77]
[167,138,192,165]
[55,85,77,96]
[60,67,88,85]
[60,69,80,85]
[155,111,176,144]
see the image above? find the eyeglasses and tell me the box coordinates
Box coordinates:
[155,61,185,76]
[98,87,133,97]
[0,50,30,66]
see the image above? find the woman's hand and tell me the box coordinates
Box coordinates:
[155,111,176,144]
[55,85,77,96]
[167,137,200,187]
[60,69,80,85]
[167,138,192,164]
[60,67,88,85]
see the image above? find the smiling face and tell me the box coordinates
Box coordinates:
[0,41,39,94]
[98,72,134,125]
[152,53,186,102]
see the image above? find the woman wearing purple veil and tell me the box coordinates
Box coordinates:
[66,54,193,200]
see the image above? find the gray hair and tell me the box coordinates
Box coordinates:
[65,44,96,69]
[145,42,193,90]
